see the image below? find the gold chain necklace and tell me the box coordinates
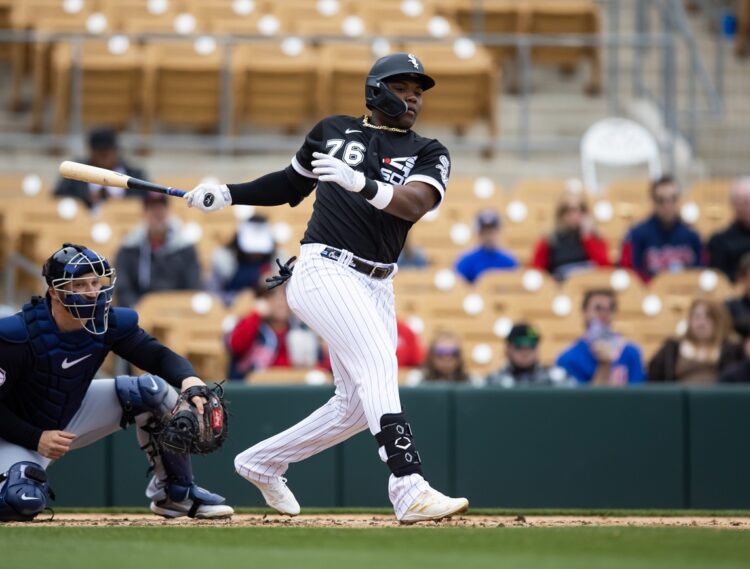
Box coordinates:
[362,115,409,134]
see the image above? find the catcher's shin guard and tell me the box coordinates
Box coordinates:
[376,412,423,477]
[114,374,173,428]
[115,374,193,487]
[0,462,53,521]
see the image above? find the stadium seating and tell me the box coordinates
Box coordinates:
[51,40,142,135]
[231,42,319,133]
[737,0,750,57]
[141,41,223,135]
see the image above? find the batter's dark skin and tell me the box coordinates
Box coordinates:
[370,78,440,223]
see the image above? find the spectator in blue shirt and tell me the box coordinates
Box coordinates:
[455,209,518,283]
[556,289,645,385]
[620,176,703,281]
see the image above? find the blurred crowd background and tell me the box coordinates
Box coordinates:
[1,0,749,388]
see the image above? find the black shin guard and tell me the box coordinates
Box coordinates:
[375,412,423,477]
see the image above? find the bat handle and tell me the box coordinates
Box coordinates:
[164,187,187,198]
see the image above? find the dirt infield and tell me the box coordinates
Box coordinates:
[7,513,750,529]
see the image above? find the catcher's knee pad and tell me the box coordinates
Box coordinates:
[0,462,51,521]
[115,374,173,428]
[375,412,423,477]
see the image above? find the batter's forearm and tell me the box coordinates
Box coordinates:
[227,167,315,207]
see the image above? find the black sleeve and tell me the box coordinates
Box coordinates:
[707,233,733,281]
[227,167,316,208]
[0,341,44,450]
[112,327,197,388]
[0,401,43,450]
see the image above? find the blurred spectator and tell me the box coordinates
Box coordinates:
[648,298,741,384]
[556,289,644,385]
[209,216,275,305]
[708,177,750,282]
[455,209,518,283]
[725,252,750,338]
[620,176,703,281]
[396,319,425,367]
[531,191,610,280]
[54,127,146,211]
[407,332,478,384]
[227,280,323,380]
[114,193,203,307]
[719,335,750,383]
[485,323,574,387]
[398,235,429,269]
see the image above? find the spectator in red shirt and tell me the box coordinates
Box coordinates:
[396,319,425,367]
[531,190,610,280]
[227,280,323,380]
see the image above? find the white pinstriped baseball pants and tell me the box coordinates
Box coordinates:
[234,243,429,516]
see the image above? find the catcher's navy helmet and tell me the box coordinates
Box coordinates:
[43,243,116,335]
[365,52,435,118]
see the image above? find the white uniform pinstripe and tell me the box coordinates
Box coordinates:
[234,243,430,517]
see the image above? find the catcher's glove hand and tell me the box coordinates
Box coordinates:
[156,383,228,455]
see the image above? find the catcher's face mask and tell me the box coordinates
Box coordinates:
[48,249,116,335]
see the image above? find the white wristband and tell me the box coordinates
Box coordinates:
[367,182,394,210]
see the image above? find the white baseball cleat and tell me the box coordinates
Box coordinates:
[397,488,469,524]
[245,476,301,516]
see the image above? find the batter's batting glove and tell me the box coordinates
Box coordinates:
[311,152,366,193]
[184,183,232,212]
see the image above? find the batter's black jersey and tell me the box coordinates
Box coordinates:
[293,115,451,264]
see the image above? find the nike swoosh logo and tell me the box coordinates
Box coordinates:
[20,494,39,501]
[345,128,362,134]
[61,354,92,370]
[147,376,159,391]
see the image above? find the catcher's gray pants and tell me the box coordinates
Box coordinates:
[0,378,178,497]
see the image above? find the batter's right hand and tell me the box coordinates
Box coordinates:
[184,183,232,212]
[38,430,76,460]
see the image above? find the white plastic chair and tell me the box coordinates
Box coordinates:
[580,118,662,193]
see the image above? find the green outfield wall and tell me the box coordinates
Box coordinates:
[49,384,750,509]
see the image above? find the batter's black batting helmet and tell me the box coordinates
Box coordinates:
[365,52,435,118]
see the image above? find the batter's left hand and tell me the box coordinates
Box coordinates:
[181,376,206,415]
[311,152,366,193]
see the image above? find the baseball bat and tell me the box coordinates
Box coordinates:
[59,161,187,198]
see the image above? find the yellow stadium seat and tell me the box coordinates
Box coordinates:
[231,42,319,133]
[402,42,499,146]
[649,269,735,317]
[527,0,602,95]
[51,41,142,136]
[8,0,96,113]
[141,42,223,135]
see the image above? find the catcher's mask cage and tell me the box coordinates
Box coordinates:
[365,52,436,118]
[42,243,116,335]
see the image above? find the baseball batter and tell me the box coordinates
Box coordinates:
[186,53,468,523]
[0,244,233,521]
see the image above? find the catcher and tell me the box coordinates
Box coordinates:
[0,244,232,521]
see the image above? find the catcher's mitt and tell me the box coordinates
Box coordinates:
[155,383,228,455]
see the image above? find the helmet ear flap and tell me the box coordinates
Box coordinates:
[364,78,409,118]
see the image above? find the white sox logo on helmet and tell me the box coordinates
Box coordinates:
[407,54,420,70]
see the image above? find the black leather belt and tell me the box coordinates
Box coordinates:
[320,247,395,279]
